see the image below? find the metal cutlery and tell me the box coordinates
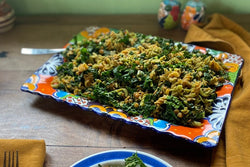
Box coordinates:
[21,48,66,55]
[3,151,18,167]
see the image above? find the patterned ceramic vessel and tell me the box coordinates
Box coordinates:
[21,27,243,148]
[0,0,15,33]
[181,0,206,31]
[158,0,181,30]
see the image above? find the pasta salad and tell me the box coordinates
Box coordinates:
[51,30,229,127]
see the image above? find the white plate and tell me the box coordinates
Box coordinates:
[71,150,172,167]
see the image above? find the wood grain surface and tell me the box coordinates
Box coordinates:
[0,14,249,167]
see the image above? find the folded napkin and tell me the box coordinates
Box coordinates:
[0,139,46,167]
[184,14,250,167]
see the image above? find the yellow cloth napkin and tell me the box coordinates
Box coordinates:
[0,139,46,167]
[184,13,250,167]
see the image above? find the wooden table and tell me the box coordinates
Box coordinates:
[0,14,249,167]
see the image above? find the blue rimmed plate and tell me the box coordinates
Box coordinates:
[70,149,172,167]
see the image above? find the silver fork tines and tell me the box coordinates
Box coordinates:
[3,151,18,167]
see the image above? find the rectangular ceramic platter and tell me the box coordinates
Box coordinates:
[21,27,243,148]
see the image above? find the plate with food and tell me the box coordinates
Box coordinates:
[21,27,243,147]
[70,149,172,167]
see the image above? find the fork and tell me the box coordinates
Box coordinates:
[21,48,66,55]
[3,151,18,167]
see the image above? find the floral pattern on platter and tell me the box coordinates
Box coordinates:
[53,90,90,109]
[208,94,231,130]
[207,49,244,65]
[194,130,220,147]
[21,74,39,91]
[20,27,244,148]
[35,53,64,76]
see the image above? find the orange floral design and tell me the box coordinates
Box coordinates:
[216,84,233,97]
[81,27,110,39]
[217,53,229,61]
[22,74,39,91]
[167,119,212,140]
[89,105,107,112]
[36,75,56,95]
[194,45,206,53]
[225,62,239,73]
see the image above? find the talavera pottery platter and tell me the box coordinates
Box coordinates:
[21,27,243,148]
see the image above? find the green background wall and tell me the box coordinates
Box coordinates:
[5,0,250,15]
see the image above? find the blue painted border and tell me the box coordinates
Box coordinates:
[71,150,172,167]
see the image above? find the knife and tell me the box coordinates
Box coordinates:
[21,48,66,55]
